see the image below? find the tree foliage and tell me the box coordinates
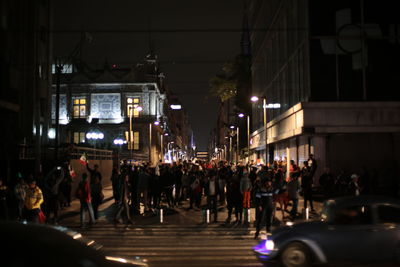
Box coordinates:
[209,55,251,102]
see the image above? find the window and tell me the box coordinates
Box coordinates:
[73,98,86,118]
[127,97,140,118]
[73,132,85,144]
[133,131,140,150]
[52,64,73,74]
[125,131,140,150]
[377,205,400,224]
[332,205,372,225]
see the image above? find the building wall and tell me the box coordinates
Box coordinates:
[0,0,52,179]
[250,0,310,130]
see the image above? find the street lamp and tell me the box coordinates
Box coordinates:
[238,113,250,163]
[251,95,267,164]
[250,96,259,102]
[86,131,104,159]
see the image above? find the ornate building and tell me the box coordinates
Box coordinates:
[52,56,167,164]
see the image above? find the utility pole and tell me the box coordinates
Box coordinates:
[54,61,63,161]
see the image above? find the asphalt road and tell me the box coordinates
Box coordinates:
[60,188,267,267]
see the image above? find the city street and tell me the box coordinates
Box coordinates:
[58,186,321,267]
[59,186,261,267]
[3,1,400,266]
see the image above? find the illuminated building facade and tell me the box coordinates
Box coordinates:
[51,57,166,164]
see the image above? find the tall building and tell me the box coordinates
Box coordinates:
[0,0,52,179]
[249,0,400,183]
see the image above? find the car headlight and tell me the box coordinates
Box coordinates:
[265,240,275,250]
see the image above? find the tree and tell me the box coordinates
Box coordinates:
[209,55,251,105]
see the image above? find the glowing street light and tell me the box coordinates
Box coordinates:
[170,104,182,110]
[86,132,104,140]
[238,113,245,118]
[154,121,160,125]
[113,138,124,145]
[229,125,235,129]
[250,96,259,102]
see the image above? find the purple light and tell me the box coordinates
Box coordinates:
[250,96,259,102]
[238,113,245,118]
[154,121,160,125]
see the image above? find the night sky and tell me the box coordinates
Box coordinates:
[53,0,243,150]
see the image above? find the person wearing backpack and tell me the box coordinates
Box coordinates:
[76,173,95,228]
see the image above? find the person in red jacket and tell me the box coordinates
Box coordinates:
[76,173,95,228]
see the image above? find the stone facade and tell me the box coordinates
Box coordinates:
[52,63,166,165]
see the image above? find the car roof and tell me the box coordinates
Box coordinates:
[326,195,400,209]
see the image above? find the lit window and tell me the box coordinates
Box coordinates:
[125,131,140,150]
[73,132,86,144]
[73,97,86,118]
[127,97,140,118]
[134,131,140,150]
[52,64,74,74]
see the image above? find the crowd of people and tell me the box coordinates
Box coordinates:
[0,153,395,236]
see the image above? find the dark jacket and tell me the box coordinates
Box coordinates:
[204,178,220,196]
[287,179,301,199]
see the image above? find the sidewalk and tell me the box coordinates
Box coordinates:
[58,185,115,224]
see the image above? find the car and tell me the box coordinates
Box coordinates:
[253,195,400,267]
[0,221,148,267]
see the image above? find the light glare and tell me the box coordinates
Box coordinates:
[250,96,259,102]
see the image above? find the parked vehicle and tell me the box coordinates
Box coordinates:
[0,221,148,267]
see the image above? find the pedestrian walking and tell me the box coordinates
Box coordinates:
[110,166,120,203]
[205,170,219,222]
[287,175,301,219]
[44,166,64,224]
[254,179,275,238]
[114,173,132,225]
[90,176,104,220]
[75,173,95,228]
[14,177,28,221]
[137,166,150,212]
[349,174,361,196]
[24,180,44,223]
[225,167,243,223]
[86,162,102,184]
[301,161,315,212]
[240,167,252,222]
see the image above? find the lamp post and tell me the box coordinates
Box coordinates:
[238,113,250,163]
[149,123,152,164]
[236,126,239,163]
[251,95,267,164]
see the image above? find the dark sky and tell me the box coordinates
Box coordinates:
[53,0,243,150]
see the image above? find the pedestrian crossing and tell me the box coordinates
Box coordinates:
[66,223,264,267]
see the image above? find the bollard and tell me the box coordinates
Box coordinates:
[305,208,309,220]
[206,209,210,223]
[247,208,251,223]
[160,208,164,223]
